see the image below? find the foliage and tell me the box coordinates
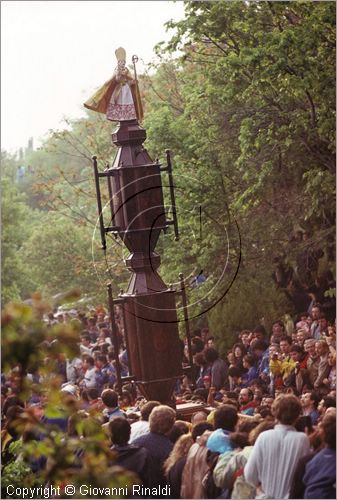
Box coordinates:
[1,174,37,306]
[1,301,135,496]
[20,213,96,299]
[143,0,336,345]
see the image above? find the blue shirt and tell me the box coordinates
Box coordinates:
[104,407,125,420]
[258,348,270,377]
[133,432,173,487]
[207,428,232,454]
[242,366,259,387]
[304,447,336,499]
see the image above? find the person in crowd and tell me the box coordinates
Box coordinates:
[1,405,25,465]
[191,411,208,426]
[194,352,211,389]
[214,419,275,499]
[303,409,336,498]
[228,366,244,392]
[317,395,336,418]
[203,347,229,391]
[87,317,99,342]
[95,354,115,393]
[109,417,155,489]
[180,422,214,499]
[251,325,267,342]
[270,336,296,387]
[164,433,194,499]
[296,313,311,333]
[310,304,322,339]
[314,340,330,394]
[129,401,160,443]
[260,395,274,409]
[238,388,256,416]
[66,356,83,386]
[232,344,246,369]
[206,336,216,348]
[322,351,336,392]
[168,420,190,444]
[244,394,310,499]
[289,344,308,392]
[96,328,112,348]
[300,391,320,425]
[118,349,129,377]
[119,390,135,411]
[132,405,176,488]
[206,405,238,454]
[101,389,125,420]
[227,351,236,368]
[167,421,214,500]
[86,387,102,412]
[318,315,329,337]
[191,336,205,354]
[239,330,251,352]
[241,354,258,387]
[296,329,309,347]
[81,356,97,389]
[250,340,269,382]
[304,338,320,387]
[271,320,285,343]
[80,331,94,356]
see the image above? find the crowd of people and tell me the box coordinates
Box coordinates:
[1,301,336,499]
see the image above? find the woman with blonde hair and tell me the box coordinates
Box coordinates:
[163,433,194,499]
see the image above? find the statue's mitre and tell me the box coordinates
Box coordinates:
[115,47,126,61]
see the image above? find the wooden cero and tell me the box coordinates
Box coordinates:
[93,119,184,406]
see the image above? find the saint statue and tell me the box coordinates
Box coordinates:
[84,47,143,122]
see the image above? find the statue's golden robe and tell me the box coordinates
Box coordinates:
[84,72,143,122]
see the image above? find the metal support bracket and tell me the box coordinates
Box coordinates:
[160,150,179,241]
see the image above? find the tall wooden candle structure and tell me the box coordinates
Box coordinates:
[85,49,183,405]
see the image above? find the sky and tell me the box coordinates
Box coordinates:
[1,0,185,153]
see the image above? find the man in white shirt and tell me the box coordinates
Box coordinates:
[82,356,97,389]
[129,400,160,443]
[79,333,94,356]
[244,394,310,499]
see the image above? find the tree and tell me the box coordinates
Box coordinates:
[1,174,37,306]
[141,1,335,342]
[20,213,107,301]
